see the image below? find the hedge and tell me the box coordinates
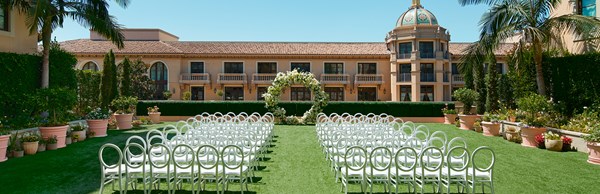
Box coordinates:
[137,101,454,117]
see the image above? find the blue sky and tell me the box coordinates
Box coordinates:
[54,0,490,42]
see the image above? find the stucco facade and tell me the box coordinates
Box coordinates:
[0,10,38,54]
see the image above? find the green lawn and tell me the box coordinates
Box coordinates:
[0,123,599,194]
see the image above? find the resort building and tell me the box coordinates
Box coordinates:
[0,7,38,54]
[553,0,600,53]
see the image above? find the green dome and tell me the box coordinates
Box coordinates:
[396,5,438,27]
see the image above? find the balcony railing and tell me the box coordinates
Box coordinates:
[217,73,247,84]
[444,73,449,82]
[420,52,435,59]
[320,74,350,84]
[397,73,411,82]
[252,73,277,84]
[179,73,210,84]
[443,52,450,59]
[397,53,411,59]
[355,74,384,84]
[452,74,465,84]
[420,73,436,82]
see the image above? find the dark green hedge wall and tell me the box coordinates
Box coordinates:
[137,101,454,117]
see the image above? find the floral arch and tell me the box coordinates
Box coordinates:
[263,70,329,124]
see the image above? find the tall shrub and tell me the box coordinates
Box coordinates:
[485,62,500,112]
[100,50,118,109]
[119,57,132,97]
[0,53,41,129]
[453,88,479,115]
[498,74,515,108]
[48,42,77,90]
[76,70,101,116]
[130,59,155,100]
[474,63,486,114]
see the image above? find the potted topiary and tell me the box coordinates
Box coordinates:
[37,138,47,152]
[505,127,520,143]
[441,104,458,125]
[516,94,552,148]
[0,128,10,162]
[36,87,77,149]
[85,108,110,137]
[544,131,563,152]
[481,112,501,136]
[583,126,600,165]
[70,124,87,142]
[147,106,161,124]
[163,91,172,100]
[46,136,58,151]
[453,88,480,130]
[111,96,138,130]
[21,132,40,155]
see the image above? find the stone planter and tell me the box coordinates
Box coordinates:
[505,131,520,142]
[0,135,9,162]
[114,114,133,130]
[37,144,46,152]
[444,114,457,125]
[22,141,39,155]
[459,114,479,130]
[508,116,517,122]
[87,119,108,137]
[149,112,161,124]
[521,126,547,148]
[39,125,69,149]
[545,139,563,152]
[72,130,86,141]
[47,143,58,151]
[587,142,600,165]
[481,121,501,136]
[13,150,24,158]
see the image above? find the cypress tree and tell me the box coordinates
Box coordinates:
[100,50,118,109]
[485,57,500,112]
[474,62,486,114]
[120,57,132,97]
[109,51,118,101]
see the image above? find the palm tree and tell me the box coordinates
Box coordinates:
[458,0,600,95]
[2,0,130,88]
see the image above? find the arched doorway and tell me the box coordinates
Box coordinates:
[81,61,99,71]
[150,62,168,99]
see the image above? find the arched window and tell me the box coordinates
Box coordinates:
[150,62,168,99]
[82,62,99,71]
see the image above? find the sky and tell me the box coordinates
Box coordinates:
[53,0,491,43]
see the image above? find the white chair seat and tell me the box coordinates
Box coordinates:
[224,166,249,175]
[467,168,491,178]
[441,168,467,177]
[340,167,364,176]
[415,168,440,177]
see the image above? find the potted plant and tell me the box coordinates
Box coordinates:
[453,88,480,130]
[70,125,87,141]
[544,131,563,152]
[473,120,483,133]
[163,91,172,100]
[36,87,77,149]
[85,108,110,137]
[481,112,501,136]
[147,106,161,124]
[10,133,23,158]
[516,94,552,148]
[216,89,224,98]
[583,126,600,165]
[132,120,143,128]
[37,138,47,152]
[506,109,517,122]
[46,136,58,151]
[441,104,458,125]
[72,134,80,143]
[0,128,10,162]
[65,129,72,145]
[21,132,40,155]
[562,136,573,152]
[505,126,520,143]
[111,96,138,130]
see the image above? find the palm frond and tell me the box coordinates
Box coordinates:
[457,0,503,6]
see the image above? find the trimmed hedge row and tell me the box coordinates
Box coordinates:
[137,101,454,117]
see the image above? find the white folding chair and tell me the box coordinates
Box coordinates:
[416,146,444,194]
[468,146,495,194]
[221,145,249,193]
[99,144,124,194]
[367,146,393,193]
[441,146,470,194]
[340,146,367,194]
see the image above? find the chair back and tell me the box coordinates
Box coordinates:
[99,143,123,173]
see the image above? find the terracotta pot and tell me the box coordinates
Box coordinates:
[587,142,600,165]
[458,114,479,130]
[65,137,72,145]
[505,131,520,142]
[47,143,58,151]
[13,150,24,158]
[481,121,501,136]
[508,116,517,122]
[87,119,108,137]
[444,114,457,124]
[72,130,86,141]
[149,112,161,124]
[37,144,46,152]
[0,135,9,162]
[115,114,133,130]
[39,125,69,149]
[22,141,39,155]
[545,139,563,152]
[520,127,546,148]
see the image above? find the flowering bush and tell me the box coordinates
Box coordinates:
[561,106,600,134]
[516,94,553,127]
[583,126,600,143]
[543,131,561,140]
[562,136,573,145]
[147,106,160,113]
[20,132,41,142]
[535,134,545,149]
[85,108,111,120]
[264,70,329,124]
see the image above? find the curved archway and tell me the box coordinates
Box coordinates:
[150,61,168,99]
[81,61,99,71]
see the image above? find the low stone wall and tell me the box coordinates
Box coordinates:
[10,120,86,135]
[500,121,588,153]
[149,116,446,123]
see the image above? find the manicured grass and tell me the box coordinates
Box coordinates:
[1,123,599,194]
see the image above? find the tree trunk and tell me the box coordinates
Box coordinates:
[533,42,546,96]
[41,21,52,88]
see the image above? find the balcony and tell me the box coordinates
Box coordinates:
[355,74,384,85]
[420,73,436,82]
[217,73,247,84]
[179,73,210,84]
[320,74,350,84]
[397,53,412,59]
[452,74,465,84]
[420,52,435,59]
[397,73,411,82]
[252,73,277,84]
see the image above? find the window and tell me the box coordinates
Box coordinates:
[82,62,99,71]
[398,42,412,59]
[0,8,8,31]
[451,63,460,75]
[191,86,204,101]
[358,87,377,101]
[291,63,310,72]
[224,62,243,73]
[191,62,204,73]
[257,62,277,73]
[580,0,596,17]
[398,64,411,82]
[421,85,434,101]
[400,86,411,102]
[358,63,377,74]
[291,87,311,101]
[419,42,434,58]
[150,62,168,99]
[224,87,244,101]
[324,63,344,74]
[257,87,268,101]
[325,87,344,101]
[420,63,435,82]
[496,63,504,74]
